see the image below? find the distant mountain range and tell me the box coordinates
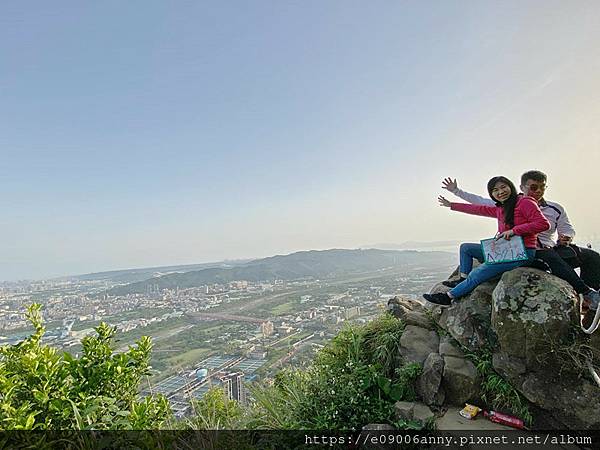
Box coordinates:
[107,248,455,296]
[62,259,254,284]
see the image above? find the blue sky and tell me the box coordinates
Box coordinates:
[2,1,600,280]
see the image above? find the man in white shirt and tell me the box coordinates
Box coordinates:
[442,170,600,315]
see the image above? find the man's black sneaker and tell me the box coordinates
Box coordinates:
[442,278,465,288]
[423,293,452,307]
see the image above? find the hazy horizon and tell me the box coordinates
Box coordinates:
[3,1,600,281]
[2,243,460,282]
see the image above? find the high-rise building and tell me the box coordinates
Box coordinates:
[261,320,274,337]
[343,306,361,320]
[218,371,245,404]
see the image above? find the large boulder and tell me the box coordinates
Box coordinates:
[416,352,445,406]
[441,355,480,405]
[492,268,578,369]
[432,281,497,352]
[492,352,527,378]
[519,373,600,429]
[399,325,439,365]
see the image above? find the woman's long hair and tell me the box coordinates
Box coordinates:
[487,176,518,227]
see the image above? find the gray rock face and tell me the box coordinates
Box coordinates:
[394,401,434,425]
[395,296,427,314]
[436,281,496,352]
[400,309,435,330]
[413,403,435,423]
[394,401,415,421]
[388,296,434,330]
[439,336,466,358]
[399,325,439,365]
[416,352,445,406]
[492,268,577,369]
[429,282,452,296]
[492,352,526,378]
[519,373,600,429]
[442,355,480,405]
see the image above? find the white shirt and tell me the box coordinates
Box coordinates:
[450,187,575,249]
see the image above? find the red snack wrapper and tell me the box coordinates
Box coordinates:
[483,410,524,429]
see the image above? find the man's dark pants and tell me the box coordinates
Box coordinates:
[535,246,600,293]
[569,246,600,290]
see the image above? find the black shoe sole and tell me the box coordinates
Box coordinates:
[422,294,452,308]
[425,301,452,308]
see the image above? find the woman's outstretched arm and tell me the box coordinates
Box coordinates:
[449,201,497,218]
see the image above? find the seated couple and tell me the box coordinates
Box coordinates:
[423,170,600,322]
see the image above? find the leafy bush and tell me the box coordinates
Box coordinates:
[186,386,243,429]
[243,314,422,430]
[0,304,171,430]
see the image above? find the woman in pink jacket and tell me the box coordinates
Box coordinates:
[423,176,550,307]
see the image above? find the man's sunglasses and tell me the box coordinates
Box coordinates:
[526,184,546,191]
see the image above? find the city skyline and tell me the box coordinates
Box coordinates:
[3,1,600,280]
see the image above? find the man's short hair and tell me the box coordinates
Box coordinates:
[521,170,547,185]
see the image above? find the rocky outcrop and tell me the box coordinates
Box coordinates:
[519,374,600,429]
[492,268,577,369]
[394,401,435,425]
[416,353,445,406]
[388,296,434,329]
[388,267,600,430]
[399,326,439,364]
[441,355,480,405]
[433,281,496,351]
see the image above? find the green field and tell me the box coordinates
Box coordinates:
[164,347,211,368]
[269,301,297,315]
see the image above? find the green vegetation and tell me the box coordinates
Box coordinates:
[466,348,532,426]
[0,304,171,430]
[425,309,533,425]
[269,301,297,315]
[187,386,243,429]
[1,305,426,433]
[191,314,424,430]
[164,348,211,367]
[2,300,545,434]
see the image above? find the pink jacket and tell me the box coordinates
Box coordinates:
[450,195,550,248]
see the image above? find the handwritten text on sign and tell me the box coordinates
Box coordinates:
[481,236,528,264]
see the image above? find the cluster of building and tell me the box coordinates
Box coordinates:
[144,355,265,417]
[0,276,404,351]
[0,277,306,333]
[0,266,456,415]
